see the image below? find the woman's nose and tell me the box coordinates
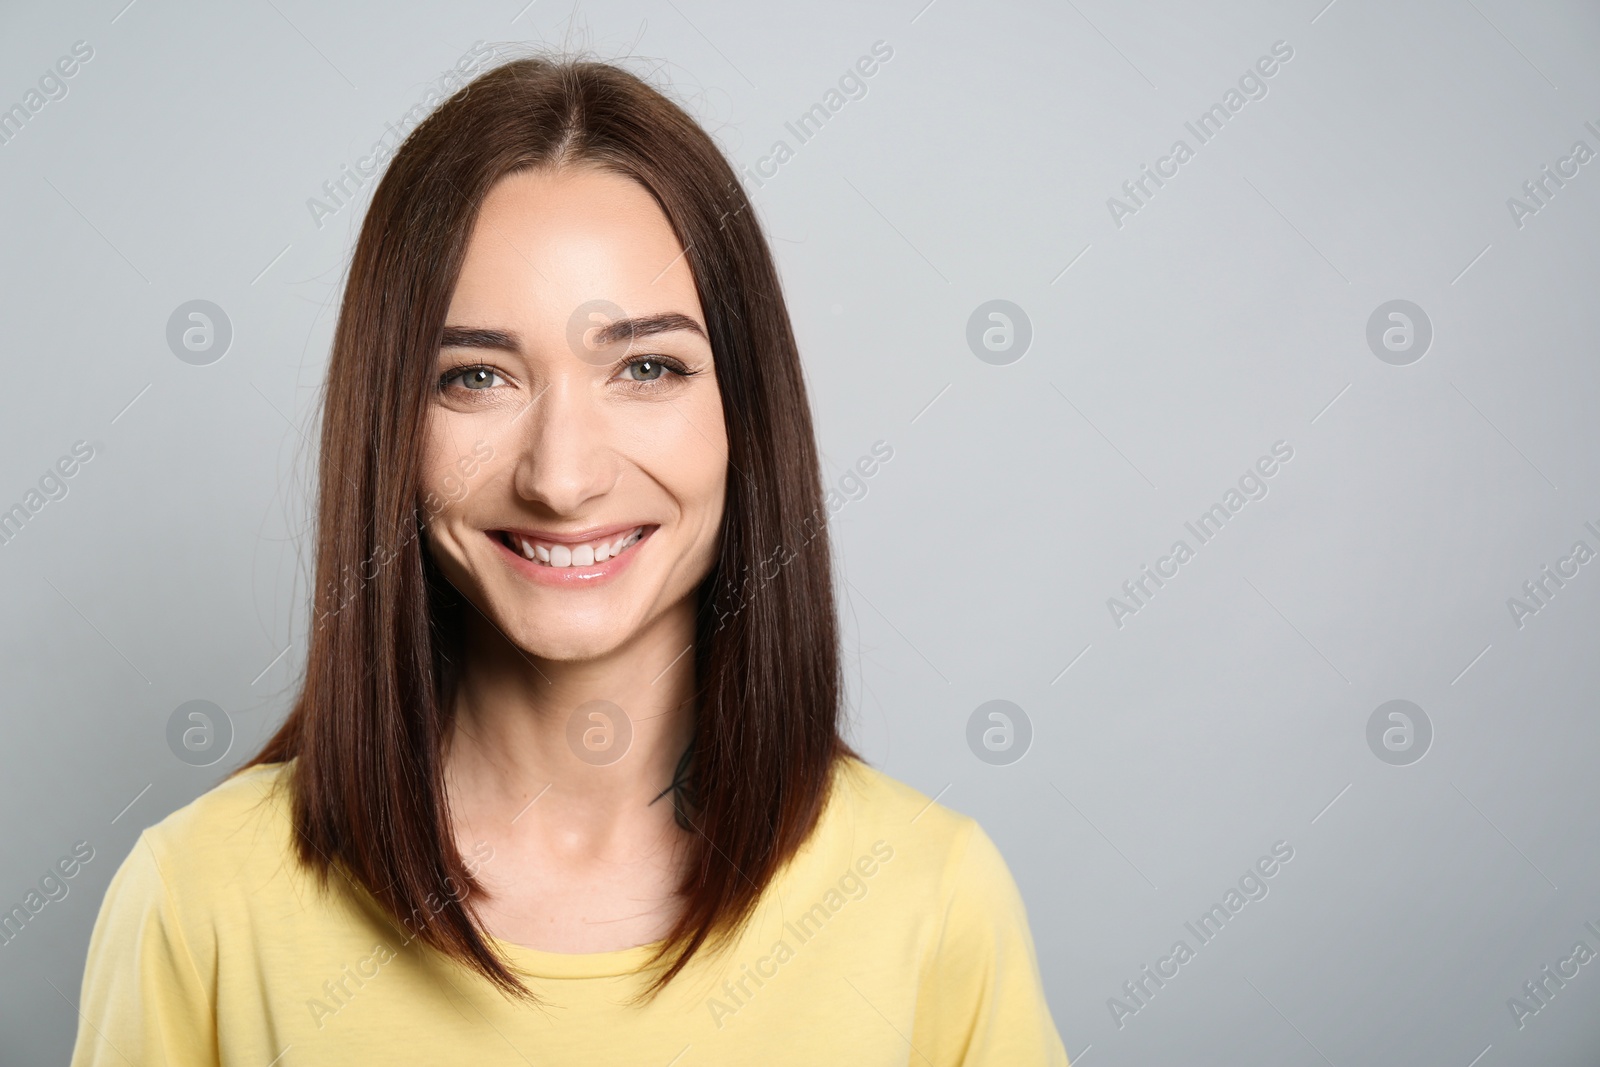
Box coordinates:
[508,374,620,514]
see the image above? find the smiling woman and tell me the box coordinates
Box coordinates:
[70,52,1068,1066]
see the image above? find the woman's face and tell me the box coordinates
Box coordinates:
[420,165,728,662]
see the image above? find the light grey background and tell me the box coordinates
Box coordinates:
[3,0,1598,1063]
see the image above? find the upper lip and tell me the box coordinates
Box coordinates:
[492,522,655,545]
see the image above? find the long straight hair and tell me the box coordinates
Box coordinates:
[244,54,851,1001]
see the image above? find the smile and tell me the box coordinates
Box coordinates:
[494,525,651,568]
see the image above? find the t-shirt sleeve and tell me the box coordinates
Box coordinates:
[69,829,219,1067]
[911,821,1071,1066]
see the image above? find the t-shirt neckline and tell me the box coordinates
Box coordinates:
[486,932,670,979]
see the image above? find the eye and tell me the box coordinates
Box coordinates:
[439,365,504,391]
[617,356,690,384]
[623,358,666,382]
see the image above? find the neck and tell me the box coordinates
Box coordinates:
[442,600,698,843]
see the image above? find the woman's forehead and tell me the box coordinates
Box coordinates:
[450,167,703,334]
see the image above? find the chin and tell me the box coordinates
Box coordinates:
[497,610,644,663]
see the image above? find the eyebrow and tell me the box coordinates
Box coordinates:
[439,326,519,351]
[439,313,707,353]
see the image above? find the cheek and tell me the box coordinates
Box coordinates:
[421,409,496,500]
[420,410,455,496]
[679,396,729,496]
[617,391,727,557]
[418,414,491,554]
[617,388,728,491]
[678,398,729,576]
[669,392,729,521]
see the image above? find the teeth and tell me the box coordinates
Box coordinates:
[507,526,646,568]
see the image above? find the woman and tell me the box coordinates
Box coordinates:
[72,54,1068,1065]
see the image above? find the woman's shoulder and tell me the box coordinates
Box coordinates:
[82,762,309,996]
[132,760,299,893]
[828,752,940,809]
[829,755,976,830]
[754,756,1038,972]
[816,755,992,883]
[147,759,292,838]
[822,759,1068,1065]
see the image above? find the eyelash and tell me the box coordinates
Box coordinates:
[436,355,698,394]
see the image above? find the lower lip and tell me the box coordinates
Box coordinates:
[488,528,654,587]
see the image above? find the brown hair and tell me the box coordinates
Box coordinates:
[243,52,852,1001]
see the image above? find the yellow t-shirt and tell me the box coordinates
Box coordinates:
[70,756,1069,1066]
